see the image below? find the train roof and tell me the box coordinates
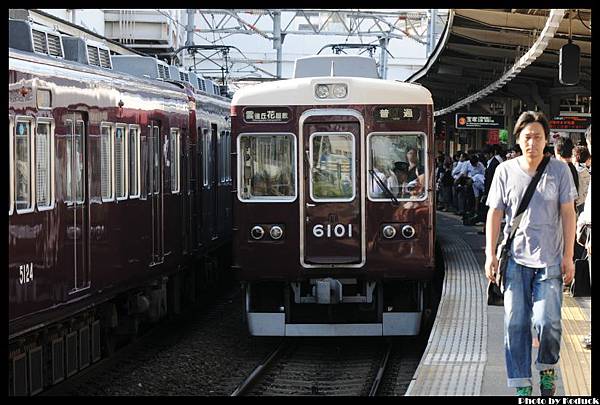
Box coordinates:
[231,76,433,107]
[9,48,230,110]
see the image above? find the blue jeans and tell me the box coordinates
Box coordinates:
[503,256,563,388]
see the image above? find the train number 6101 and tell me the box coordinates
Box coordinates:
[312,224,353,238]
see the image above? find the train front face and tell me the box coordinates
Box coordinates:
[232,77,435,336]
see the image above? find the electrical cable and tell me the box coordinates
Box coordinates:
[577,9,591,31]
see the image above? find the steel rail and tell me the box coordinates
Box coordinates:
[230,340,288,396]
[368,341,393,396]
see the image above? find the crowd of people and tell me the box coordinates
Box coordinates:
[435,138,592,237]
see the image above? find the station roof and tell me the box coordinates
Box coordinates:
[408,9,592,115]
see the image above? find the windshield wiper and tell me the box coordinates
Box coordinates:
[369,169,399,206]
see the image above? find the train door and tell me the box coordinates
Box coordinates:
[300,111,365,266]
[66,112,90,292]
[148,122,164,264]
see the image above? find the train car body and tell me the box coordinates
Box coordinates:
[232,55,435,336]
[8,19,231,395]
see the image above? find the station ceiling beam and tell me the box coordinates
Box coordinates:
[193,9,435,44]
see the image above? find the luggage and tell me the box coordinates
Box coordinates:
[570,257,591,297]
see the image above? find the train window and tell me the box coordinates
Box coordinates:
[225,131,232,184]
[9,116,14,215]
[238,133,296,202]
[202,128,210,187]
[218,130,225,184]
[115,125,127,200]
[129,125,140,198]
[152,126,160,194]
[309,133,355,202]
[67,121,85,204]
[367,132,427,201]
[100,124,114,201]
[140,133,148,200]
[15,119,33,212]
[36,121,53,209]
[170,129,180,194]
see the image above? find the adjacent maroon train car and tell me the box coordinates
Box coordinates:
[9,20,231,395]
[231,55,436,336]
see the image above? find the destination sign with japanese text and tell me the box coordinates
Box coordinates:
[549,115,591,132]
[374,106,421,122]
[243,107,291,123]
[455,114,504,129]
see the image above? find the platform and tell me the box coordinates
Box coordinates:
[406,211,592,396]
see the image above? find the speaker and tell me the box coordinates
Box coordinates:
[559,43,580,85]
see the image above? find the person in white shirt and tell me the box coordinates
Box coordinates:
[371,163,388,198]
[387,161,410,198]
[577,125,591,350]
[573,145,591,215]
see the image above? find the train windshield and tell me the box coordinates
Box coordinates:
[310,133,355,201]
[368,133,426,200]
[239,134,296,201]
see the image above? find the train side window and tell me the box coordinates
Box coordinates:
[367,132,427,201]
[100,124,114,201]
[202,128,210,187]
[129,125,140,198]
[36,120,54,210]
[309,133,355,202]
[227,130,232,184]
[115,124,127,200]
[170,128,180,194]
[218,130,225,184]
[14,118,34,212]
[238,133,296,202]
[9,116,14,215]
[140,131,148,200]
[74,121,85,203]
[66,120,85,204]
[152,126,160,194]
[219,130,231,184]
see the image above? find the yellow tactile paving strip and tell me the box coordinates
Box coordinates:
[559,293,591,396]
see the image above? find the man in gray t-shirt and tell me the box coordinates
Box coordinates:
[484,111,577,397]
[487,157,577,268]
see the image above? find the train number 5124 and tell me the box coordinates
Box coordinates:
[19,263,34,285]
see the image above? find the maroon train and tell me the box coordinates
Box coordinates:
[9,20,231,395]
[231,55,437,336]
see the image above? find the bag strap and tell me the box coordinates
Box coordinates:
[505,156,551,249]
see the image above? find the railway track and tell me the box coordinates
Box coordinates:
[231,337,419,396]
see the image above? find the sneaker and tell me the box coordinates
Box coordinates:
[516,386,532,396]
[539,369,557,396]
[583,334,591,349]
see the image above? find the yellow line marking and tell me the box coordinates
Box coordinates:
[559,293,591,396]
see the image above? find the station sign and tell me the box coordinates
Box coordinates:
[374,106,421,122]
[549,115,591,133]
[455,113,504,129]
[243,107,291,123]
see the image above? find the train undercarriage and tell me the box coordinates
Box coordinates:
[243,277,440,337]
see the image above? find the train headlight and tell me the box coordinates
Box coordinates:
[315,84,330,99]
[332,84,347,98]
[251,226,265,240]
[382,225,397,239]
[270,225,283,240]
[401,225,416,239]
